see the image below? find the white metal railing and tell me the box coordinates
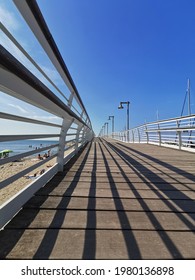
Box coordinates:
[112,115,195,152]
[0,0,94,229]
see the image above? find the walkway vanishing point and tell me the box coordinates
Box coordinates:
[0,138,194,259]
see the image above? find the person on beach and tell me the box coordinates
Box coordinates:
[24,172,38,179]
[43,152,48,159]
[24,169,45,179]
[39,169,45,175]
[37,154,43,160]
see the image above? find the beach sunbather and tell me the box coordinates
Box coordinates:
[37,154,43,160]
[24,169,45,179]
[39,169,45,175]
[24,172,38,179]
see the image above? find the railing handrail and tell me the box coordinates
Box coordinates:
[111,115,195,153]
[114,114,195,134]
[0,46,90,128]
[0,0,94,229]
[13,0,92,127]
[0,112,62,128]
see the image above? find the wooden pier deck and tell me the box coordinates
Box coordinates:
[0,138,194,259]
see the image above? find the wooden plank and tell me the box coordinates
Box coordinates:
[23,196,195,212]
[0,229,194,259]
[38,181,195,192]
[5,209,195,231]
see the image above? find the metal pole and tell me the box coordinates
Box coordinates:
[118,101,130,142]
[188,78,191,115]
[57,118,73,172]
[108,116,114,138]
[112,116,114,136]
[127,102,130,142]
[105,122,108,137]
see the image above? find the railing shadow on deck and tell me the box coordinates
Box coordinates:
[98,142,142,259]
[114,142,195,221]
[0,143,92,259]
[105,140,195,222]
[82,141,97,259]
[100,140,186,259]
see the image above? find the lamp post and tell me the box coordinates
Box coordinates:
[104,122,108,137]
[108,115,114,138]
[103,124,106,137]
[118,101,130,142]
[99,127,103,137]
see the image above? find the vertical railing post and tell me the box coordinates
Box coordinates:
[75,124,84,151]
[137,128,140,143]
[68,92,74,108]
[158,131,161,146]
[157,121,161,146]
[129,130,131,142]
[178,131,182,149]
[132,130,135,143]
[76,109,85,148]
[146,132,149,143]
[81,126,87,146]
[57,118,74,172]
[83,127,92,143]
[145,124,149,144]
[176,120,179,146]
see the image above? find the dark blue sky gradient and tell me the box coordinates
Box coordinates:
[36,0,195,134]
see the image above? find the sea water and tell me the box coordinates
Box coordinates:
[0,140,59,157]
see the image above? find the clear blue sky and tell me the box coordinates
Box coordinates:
[1,0,195,136]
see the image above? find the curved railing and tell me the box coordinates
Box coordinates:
[0,0,94,228]
[112,115,195,152]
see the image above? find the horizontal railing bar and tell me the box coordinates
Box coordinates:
[145,114,195,126]
[146,126,195,132]
[65,139,76,145]
[0,22,69,104]
[71,105,82,116]
[69,127,78,130]
[0,0,94,230]
[0,134,60,142]
[0,112,62,127]
[114,115,195,136]
[111,115,195,152]
[64,144,75,152]
[13,0,92,128]
[182,135,195,138]
[0,143,58,166]
[0,46,90,129]
[0,153,57,190]
[66,133,77,136]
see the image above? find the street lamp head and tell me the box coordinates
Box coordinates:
[118,104,124,109]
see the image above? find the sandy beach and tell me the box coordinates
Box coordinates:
[0,156,56,205]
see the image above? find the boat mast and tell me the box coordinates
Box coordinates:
[187,78,191,115]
